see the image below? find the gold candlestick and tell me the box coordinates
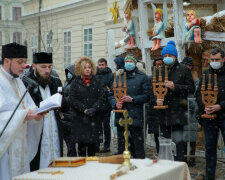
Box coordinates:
[201,74,205,91]
[201,73,218,119]
[113,72,127,113]
[152,65,168,109]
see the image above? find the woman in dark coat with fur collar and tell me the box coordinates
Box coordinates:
[69,56,105,156]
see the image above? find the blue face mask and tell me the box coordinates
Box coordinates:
[163,57,174,65]
[125,62,135,71]
[67,73,73,80]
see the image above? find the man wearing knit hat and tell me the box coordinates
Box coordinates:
[151,40,195,161]
[22,52,63,171]
[109,54,150,159]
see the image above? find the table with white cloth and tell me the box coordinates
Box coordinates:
[14,159,191,180]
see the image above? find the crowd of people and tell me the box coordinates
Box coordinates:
[0,41,224,180]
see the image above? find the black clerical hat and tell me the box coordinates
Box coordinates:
[33,52,52,64]
[2,43,27,59]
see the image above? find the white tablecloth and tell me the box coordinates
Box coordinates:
[14,159,191,180]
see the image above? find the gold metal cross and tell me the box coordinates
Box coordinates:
[119,110,132,152]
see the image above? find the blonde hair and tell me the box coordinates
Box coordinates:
[155,8,163,17]
[75,56,96,77]
[186,10,196,19]
[124,10,132,18]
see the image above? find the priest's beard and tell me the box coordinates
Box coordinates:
[9,63,19,78]
[36,69,51,88]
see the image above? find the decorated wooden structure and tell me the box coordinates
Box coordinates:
[107,0,225,159]
[107,0,225,76]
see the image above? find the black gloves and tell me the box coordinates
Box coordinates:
[84,108,96,117]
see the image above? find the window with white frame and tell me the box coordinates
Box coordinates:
[83,27,93,58]
[30,35,38,60]
[12,7,21,21]
[13,32,22,44]
[46,31,53,53]
[64,31,71,68]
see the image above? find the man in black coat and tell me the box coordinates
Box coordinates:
[196,48,225,180]
[95,58,113,152]
[109,54,150,159]
[22,52,63,171]
[151,41,195,162]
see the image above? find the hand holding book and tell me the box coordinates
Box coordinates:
[35,93,62,114]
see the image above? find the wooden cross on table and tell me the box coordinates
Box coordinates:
[38,171,64,175]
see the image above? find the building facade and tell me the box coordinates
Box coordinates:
[22,0,125,80]
[0,0,24,58]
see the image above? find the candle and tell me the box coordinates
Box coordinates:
[165,65,168,81]
[159,66,162,82]
[153,66,156,83]
[113,72,117,88]
[118,72,122,87]
[214,74,218,91]
[208,74,212,90]
[124,72,127,95]
[201,74,205,91]
[124,72,127,87]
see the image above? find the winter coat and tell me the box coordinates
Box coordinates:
[196,65,225,120]
[147,76,160,134]
[22,70,64,156]
[69,76,105,143]
[150,61,195,126]
[109,67,150,127]
[183,77,200,142]
[95,67,113,111]
[60,64,75,127]
[183,96,198,142]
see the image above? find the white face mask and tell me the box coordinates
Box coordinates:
[210,62,221,70]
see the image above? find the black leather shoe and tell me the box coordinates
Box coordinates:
[99,147,110,153]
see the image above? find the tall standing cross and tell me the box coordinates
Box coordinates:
[119,110,133,167]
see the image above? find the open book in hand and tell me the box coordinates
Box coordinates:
[35,93,62,114]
